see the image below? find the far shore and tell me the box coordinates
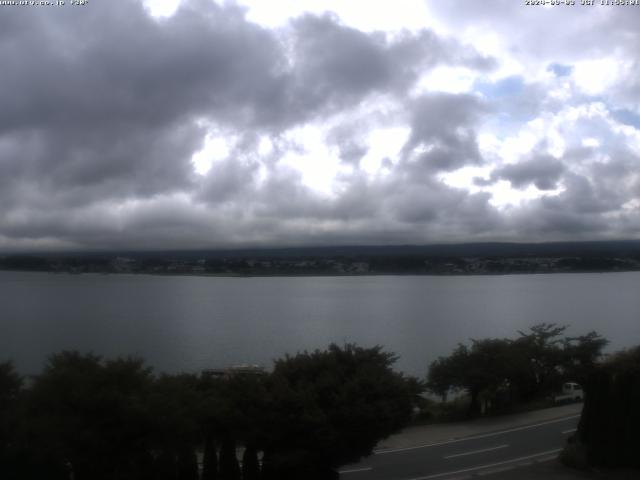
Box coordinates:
[1,267,639,279]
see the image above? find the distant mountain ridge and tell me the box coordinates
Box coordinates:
[11,239,640,260]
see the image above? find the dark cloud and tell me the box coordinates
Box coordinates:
[505,157,636,239]
[0,1,284,131]
[0,0,285,224]
[385,180,500,234]
[326,124,369,165]
[484,154,565,191]
[401,93,485,172]
[285,14,493,122]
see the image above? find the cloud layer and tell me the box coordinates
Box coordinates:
[1,0,639,250]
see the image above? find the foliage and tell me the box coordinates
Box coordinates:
[219,437,241,480]
[576,345,640,469]
[22,352,156,480]
[561,331,609,384]
[427,323,608,417]
[241,445,260,480]
[0,361,22,409]
[0,344,420,479]
[201,436,218,480]
[260,344,422,477]
[0,362,23,478]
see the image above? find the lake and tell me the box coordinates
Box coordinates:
[1,271,639,377]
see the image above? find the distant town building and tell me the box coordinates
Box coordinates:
[202,364,267,380]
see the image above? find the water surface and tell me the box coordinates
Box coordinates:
[1,271,639,377]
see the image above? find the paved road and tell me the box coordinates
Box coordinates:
[339,414,580,480]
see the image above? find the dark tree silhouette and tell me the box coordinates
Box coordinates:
[24,352,155,480]
[201,436,218,480]
[574,345,640,468]
[427,340,513,416]
[147,372,202,475]
[261,344,422,478]
[177,447,199,480]
[562,331,609,384]
[0,361,23,479]
[427,324,609,416]
[241,444,260,480]
[2,344,422,480]
[513,323,568,397]
[218,436,241,480]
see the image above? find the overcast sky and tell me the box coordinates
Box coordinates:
[1,0,640,251]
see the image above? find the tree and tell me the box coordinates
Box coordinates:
[24,352,155,480]
[0,361,21,410]
[177,447,199,480]
[427,340,514,416]
[573,346,640,468]
[0,362,23,479]
[1,344,423,479]
[147,373,202,466]
[513,323,568,398]
[218,436,241,480]
[561,331,609,384]
[464,339,515,415]
[201,435,218,480]
[241,444,260,480]
[427,324,609,415]
[426,350,464,402]
[198,372,268,480]
[261,344,422,478]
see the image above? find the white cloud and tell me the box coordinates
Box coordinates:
[237,0,430,32]
[412,66,478,95]
[582,138,600,148]
[573,57,626,96]
[360,127,410,175]
[258,136,274,156]
[142,0,182,18]
[192,133,233,176]
[279,125,342,195]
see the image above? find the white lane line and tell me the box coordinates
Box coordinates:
[375,414,580,455]
[405,448,563,480]
[562,428,577,434]
[476,465,515,476]
[338,466,373,474]
[444,444,509,459]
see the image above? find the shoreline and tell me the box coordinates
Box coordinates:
[1,267,639,279]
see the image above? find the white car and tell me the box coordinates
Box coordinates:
[554,382,584,403]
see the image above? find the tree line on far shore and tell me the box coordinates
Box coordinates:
[0,344,421,480]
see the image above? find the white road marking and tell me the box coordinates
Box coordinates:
[476,465,516,476]
[338,466,373,474]
[375,414,580,455]
[405,448,563,480]
[444,444,509,459]
[562,428,577,434]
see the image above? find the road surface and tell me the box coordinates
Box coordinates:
[339,414,579,480]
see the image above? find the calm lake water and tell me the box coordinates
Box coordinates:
[1,271,639,377]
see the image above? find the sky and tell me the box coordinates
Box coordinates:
[1,0,640,251]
